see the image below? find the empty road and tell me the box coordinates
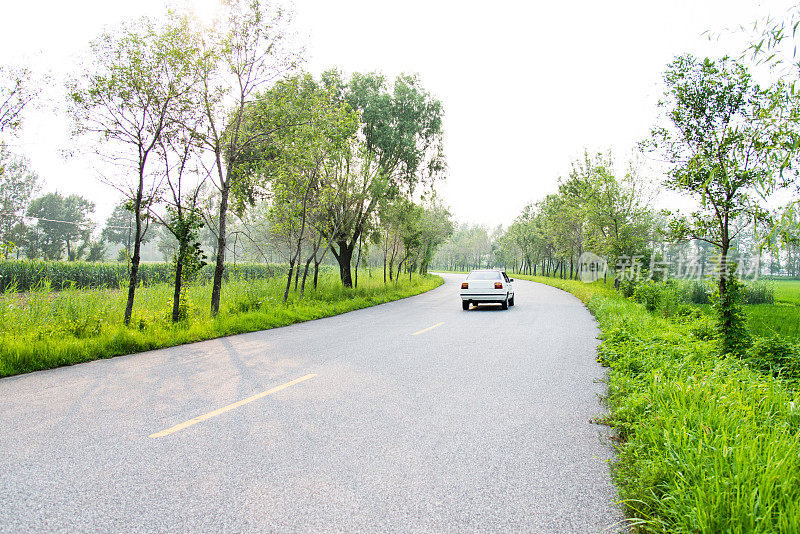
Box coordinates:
[0,273,622,532]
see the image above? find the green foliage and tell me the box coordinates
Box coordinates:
[102,202,149,248]
[632,279,662,312]
[25,192,95,261]
[0,260,282,292]
[0,143,39,254]
[618,277,638,298]
[523,274,800,532]
[85,241,106,262]
[711,277,752,356]
[649,55,790,244]
[0,271,442,377]
[744,335,800,380]
[675,279,711,304]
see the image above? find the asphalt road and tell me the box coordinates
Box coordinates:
[0,273,623,533]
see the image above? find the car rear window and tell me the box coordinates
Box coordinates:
[467,271,502,280]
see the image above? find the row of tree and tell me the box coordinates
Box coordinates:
[436,53,800,284]
[432,50,800,354]
[0,0,456,325]
[432,151,657,278]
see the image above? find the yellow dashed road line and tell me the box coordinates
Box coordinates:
[411,322,444,336]
[150,374,317,438]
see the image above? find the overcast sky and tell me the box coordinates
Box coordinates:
[0,0,794,229]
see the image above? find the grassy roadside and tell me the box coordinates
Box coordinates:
[0,271,443,378]
[516,274,800,532]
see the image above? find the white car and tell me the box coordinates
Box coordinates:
[460,269,515,310]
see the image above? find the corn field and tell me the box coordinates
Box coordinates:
[0,260,284,292]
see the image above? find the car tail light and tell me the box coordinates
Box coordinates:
[495,282,503,289]
[461,282,469,289]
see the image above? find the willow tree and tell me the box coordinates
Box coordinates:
[235,74,357,300]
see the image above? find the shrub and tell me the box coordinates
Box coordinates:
[618,277,638,298]
[744,336,800,380]
[688,315,718,341]
[632,279,662,312]
[675,279,712,304]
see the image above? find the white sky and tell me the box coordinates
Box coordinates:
[0,0,795,229]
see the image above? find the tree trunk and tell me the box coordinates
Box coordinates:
[294,255,301,291]
[331,239,354,288]
[123,171,145,326]
[300,256,312,294]
[354,235,362,288]
[283,258,295,302]
[171,250,184,322]
[313,261,320,289]
[210,177,229,316]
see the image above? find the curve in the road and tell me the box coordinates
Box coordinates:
[0,273,623,532]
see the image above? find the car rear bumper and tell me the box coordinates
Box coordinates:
[460,292,509,303]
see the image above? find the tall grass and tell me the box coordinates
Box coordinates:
[515,274,800,532]
[0,270,442,377]
[0,259,283,292]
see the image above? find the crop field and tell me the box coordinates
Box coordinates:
[0,269,442,378]
[0,260,283,292]
[694,279,800,340]
[774,279,800,305]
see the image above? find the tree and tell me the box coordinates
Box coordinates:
[377,197,420,283]
[0,65,40,135]
[563,151,654,279]
[26,192,95,261]
[85,240,107,262]
[151,115,208,322]
[648,55,796,354]
[0,143,39,256]
[236,73,357,300]
[102,201,154,256]
[324,71,446,287]
[415,200,453,275]
[70,16,196,324]
[187,0,300,315]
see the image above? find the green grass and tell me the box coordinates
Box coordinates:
[0,270,442,378]
[775,279,800,305]
[515,273,800,532]
[747,304,800,340]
